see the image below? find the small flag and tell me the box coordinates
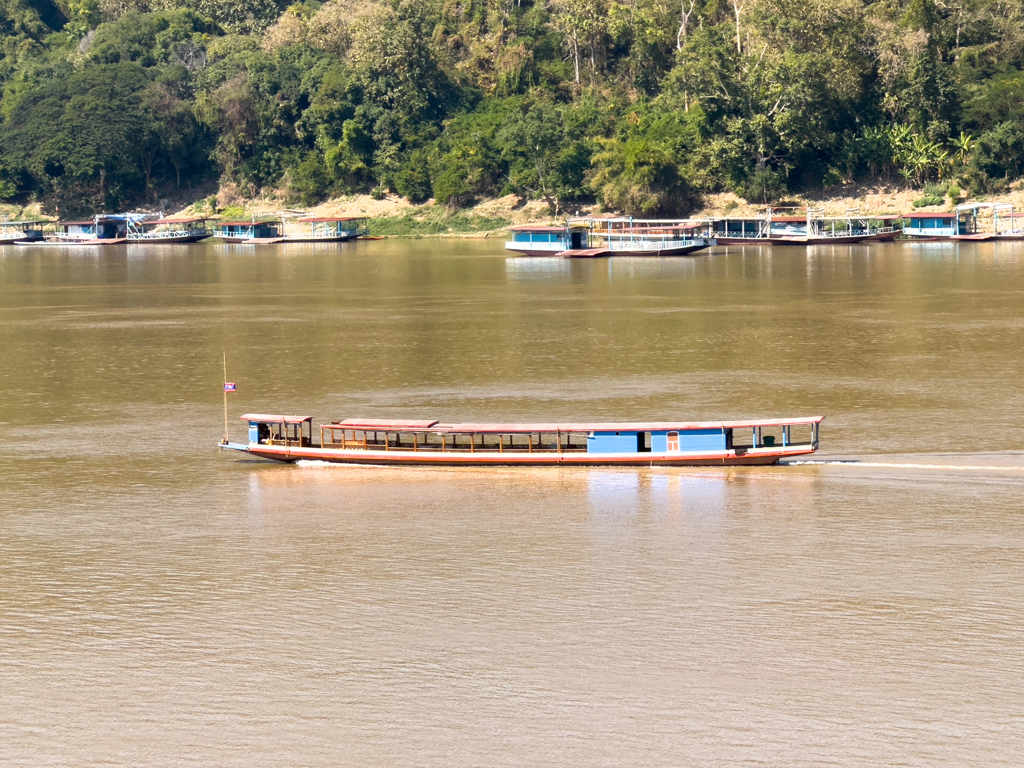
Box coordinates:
[224,382,236,392]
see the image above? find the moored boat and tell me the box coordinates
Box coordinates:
[708,208,900,245]
[579,216,716,256]
[280,215,367,242]
[504,223,590,255]
[991,204,1024,240]
[17,214,133,245]
[128,216,212,243]
[213,219,282,243]
[504,217,715,257]
[221,413,822,466]
[0,219,45,244]
[901,204,994,240]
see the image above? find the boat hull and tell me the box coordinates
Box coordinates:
[770,234,869,245]
[950,233,996,241]
[128,233,213,244]
[17,238,128,246]
[604,242,713,256]
[217,236,286,244]
[222,442,815,466]
[716,232,896,245]
[279,234,358,243]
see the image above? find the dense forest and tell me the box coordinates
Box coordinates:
[1,0,1024,217]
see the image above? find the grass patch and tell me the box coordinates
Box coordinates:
[368,207,511,236]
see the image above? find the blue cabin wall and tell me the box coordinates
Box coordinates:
[904,217,956,237]
[678,429,726,452]
[651,429,726,452]
[586,429,728,454]
[248,422,260,442]
[587,431,640,453]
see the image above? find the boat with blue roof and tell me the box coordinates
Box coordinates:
[221,413,822,466]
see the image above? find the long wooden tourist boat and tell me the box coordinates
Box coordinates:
[279,215,367,242]
[579,217,716,256]
[901,204,995,241]
[18,214,132,245]
[213,219,283,243]
[127,216,212,243]
[220,413,822,466]
[990,204,1024,240]
[707,208,900,245]
[0,220,45,244]
[504,217,716,257]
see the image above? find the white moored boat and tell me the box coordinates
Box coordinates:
[128,216,212,243]
[505,217,715,258]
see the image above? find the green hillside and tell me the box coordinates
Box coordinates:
[0,0,1021,217]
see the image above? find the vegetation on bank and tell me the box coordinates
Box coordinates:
[366,209,510,236]
[2,0,1024,218]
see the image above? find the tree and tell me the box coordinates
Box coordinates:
[499,101,568,213]
[0,62,157,213]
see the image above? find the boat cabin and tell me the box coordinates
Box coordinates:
[59,216,128,240]
[143,217,208,233]
[242,414,314,447]
[312,418,821,455]
[708,217,769,239]
[584,217,706,252]
[0,220,44,241]
[505,224,587,255]
[215,221,281,239]
[902,209,978,238]
[290,216,366,240]
[995,208,1024,236]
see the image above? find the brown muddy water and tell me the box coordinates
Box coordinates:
[1,239,1023,766]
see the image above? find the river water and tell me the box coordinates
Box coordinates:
[1,239,1022,766]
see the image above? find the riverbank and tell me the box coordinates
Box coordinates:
[7,181,1024,238]
[198,181,1024,235]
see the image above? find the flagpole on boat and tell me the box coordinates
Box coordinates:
[222,350,229,444]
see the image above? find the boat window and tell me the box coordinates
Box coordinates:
[667,431,679,451]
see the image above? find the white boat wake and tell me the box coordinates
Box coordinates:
[788,460,1024,472]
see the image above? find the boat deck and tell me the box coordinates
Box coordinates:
[559,248,610,258]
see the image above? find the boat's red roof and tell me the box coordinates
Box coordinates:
[152,217,206,224]
[903,212,955,219]
[770,216,808,223]
[334,419,440,429]
[609,225,701,232]
[297,216,365,222]
[241,413,313,424]
[324,416,823,433]
[507,225,565,232]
